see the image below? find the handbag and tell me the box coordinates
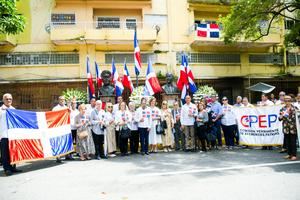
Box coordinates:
[120,125,131,139]
[161,120,167,129]
[77,130,88,140]
[156,123,165,135]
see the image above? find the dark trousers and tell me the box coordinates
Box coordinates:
[221,125,235,147]
[286,134,297,157]
[0,140,2,165]
[71,129,77,145]
[1,138,15,171]
[139,128,149,153]
[282,133,288,149]
[92,131,104,157]
[130,130,139,153]
[120,137,129,154]
[196,125,207,151]
[115,130,120,149]
[214,120,222,146]
[234,125,239,145]
[174,123,184,150]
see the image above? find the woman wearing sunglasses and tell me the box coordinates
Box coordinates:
[279,95,298,161]
[104,102,117,157]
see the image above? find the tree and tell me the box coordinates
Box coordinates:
[0,0,25,35]
[220,0,300,47]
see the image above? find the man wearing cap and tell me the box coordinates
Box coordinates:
[276,91,286,105]
[279,95,298,161]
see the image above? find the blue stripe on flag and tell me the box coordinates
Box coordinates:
[49,133,73,156]
[198,23,207,28]
[210,32,219,38]
[6,109,39,129]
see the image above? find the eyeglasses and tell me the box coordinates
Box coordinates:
[5,98,12,100]
[107,106,113,108]
[222,99,228,101]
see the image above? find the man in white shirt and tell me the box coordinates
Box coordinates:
[260,93,274,106]
[0,93,22,176]
[135,98,152,155]
[275,91,286,105]
[180,95,198,151]
[293,93,300,109]
[86,98,96,117]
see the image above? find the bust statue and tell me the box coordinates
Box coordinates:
[162,73,179,94]
[99,70,115,96]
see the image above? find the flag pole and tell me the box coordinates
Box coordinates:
[135,26,139,88]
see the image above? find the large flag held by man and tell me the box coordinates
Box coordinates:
[144,59,162,96]
[134,30,142,76]
[112,59,124,97]
[122,62,134,93]
[5,109,73,164]
[86,57,95,99]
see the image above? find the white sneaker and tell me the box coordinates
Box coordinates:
[108,154,116,158]
[163,148,168,152]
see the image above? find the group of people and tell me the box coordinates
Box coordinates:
[0,91,299,176]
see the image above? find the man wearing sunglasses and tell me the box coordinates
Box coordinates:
[0,93,22,176]
[279,95,298,161]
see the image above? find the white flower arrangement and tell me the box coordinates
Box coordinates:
[129,86,152,106]
[193,85,217,102]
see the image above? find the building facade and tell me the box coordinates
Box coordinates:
[0,0,299,110]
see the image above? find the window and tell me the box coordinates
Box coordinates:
[249,54,283,65]
[51,14,75,25]
[285,19,295,30]
[126,18,137,29]
[97,17,120,29]
[105,53,156,64]
[176,53,240,63]
[0,53,79,66]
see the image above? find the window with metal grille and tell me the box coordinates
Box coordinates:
[287,53,299,66]
[20,94,32,104]
[126,18,137,29]
[96,17,120,29]
[176,53,240,63]
[105,53,155,64]
[0,53,79,66]
[249,54,283,65]
[51,14,76,25]
[285,19,295,30]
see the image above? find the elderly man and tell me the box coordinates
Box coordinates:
[0,93,22,176]
[180,95,198,151]
[209,94,223,148]
[276,91,286,105]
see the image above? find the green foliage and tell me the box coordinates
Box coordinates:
[220,0,300,46]
[0,0,26,34]
[284,11,300,47]
[62,88,87,104]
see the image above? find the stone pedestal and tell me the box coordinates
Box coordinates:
[161,93,180,107]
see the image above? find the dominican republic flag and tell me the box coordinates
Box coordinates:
[86,57,95,99]
[122,62,134,93]
[4,109,73,164]
[112,59,124,97]
[177,54,197,102]
[134,30,142,76]
[95,61,103,88]
[144,59,162,96]
[197,23,220,38]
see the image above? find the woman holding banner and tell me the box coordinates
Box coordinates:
[279,95,298,161]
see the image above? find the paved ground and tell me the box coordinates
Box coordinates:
[1,148,300,200]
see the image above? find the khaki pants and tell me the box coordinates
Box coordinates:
[183,125,195,150]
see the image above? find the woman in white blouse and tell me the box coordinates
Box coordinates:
[104,102,116,157]
[149,97,162,153]
[128,102,139,154]
[221,97,237,149]
[115,102,132,156]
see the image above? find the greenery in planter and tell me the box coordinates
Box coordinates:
[193,85,217,102]
[129,86,151,106]
[62,88,87,104]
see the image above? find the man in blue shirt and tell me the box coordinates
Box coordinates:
[209,94,223,148]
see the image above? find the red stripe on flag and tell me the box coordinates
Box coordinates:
[149,77,162,93]
[210,23,219,29]
[9,139,44,163]
[46,109,70,128]
[197,30,207,37]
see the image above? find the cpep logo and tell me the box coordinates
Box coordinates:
[240,114,278,128]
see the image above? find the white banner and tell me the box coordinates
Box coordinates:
[233,105,283,146]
